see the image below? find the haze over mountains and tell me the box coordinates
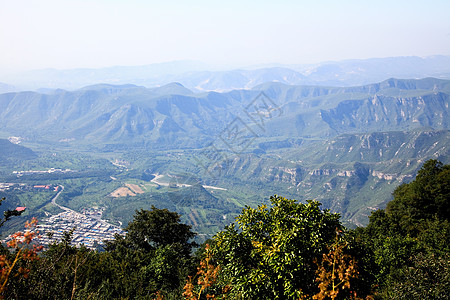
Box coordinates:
[1,56,450,92]
[0,57,449,229]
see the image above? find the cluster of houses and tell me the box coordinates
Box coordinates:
[35,209,125,249]
[1,177,125,250]
[2,208,125,250]
[12,168,74,177]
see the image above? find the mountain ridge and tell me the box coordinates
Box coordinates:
[2,56,450,92]
[0,78,448,149]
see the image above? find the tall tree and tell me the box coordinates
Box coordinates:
[387,159,450,231]
[207,195,346,299]
[111,206,197,256]
[102,206,197,298]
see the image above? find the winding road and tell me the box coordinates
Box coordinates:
[50,185,70,211]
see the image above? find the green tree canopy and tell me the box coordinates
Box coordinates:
[107,206,197,256]
[209,195,343,299]
[356,159,450,298]
[387,159,450,232]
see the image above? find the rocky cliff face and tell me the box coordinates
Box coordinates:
[208,129,448,226]
[320,92,449,135]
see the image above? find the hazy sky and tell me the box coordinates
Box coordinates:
[1,0,450,72]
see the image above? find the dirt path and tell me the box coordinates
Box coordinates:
[151,174,227,190]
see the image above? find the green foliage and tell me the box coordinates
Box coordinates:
[387,159,450,231]
[0,197,24,229]
[120,206,197,256]
[355,159,450,297]
[372,236,420,285]
[100,207,197,297]
[210,195,342,299]
[2,227,92,299]
[386,253,450,300]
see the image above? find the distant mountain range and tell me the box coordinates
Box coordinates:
[0,82,16,94]
[2,56,450,92]
[0,77,448,150]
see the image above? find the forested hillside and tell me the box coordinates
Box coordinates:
[0,139,37,164]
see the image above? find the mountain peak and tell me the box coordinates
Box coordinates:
[151,82,193,96]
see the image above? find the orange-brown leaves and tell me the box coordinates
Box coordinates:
[0,218,42,298]
[312,231,360,300]
[183,244,226,300]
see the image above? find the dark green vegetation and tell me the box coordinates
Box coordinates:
[0,139,37,165]
[0,197,24,229]
[1,160,448,299]
[354,159,450,299]
[209,196,343,299]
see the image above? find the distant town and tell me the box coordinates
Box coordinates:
[35,209,125,249]
[12,168,75,176]
[1,178,125,250]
